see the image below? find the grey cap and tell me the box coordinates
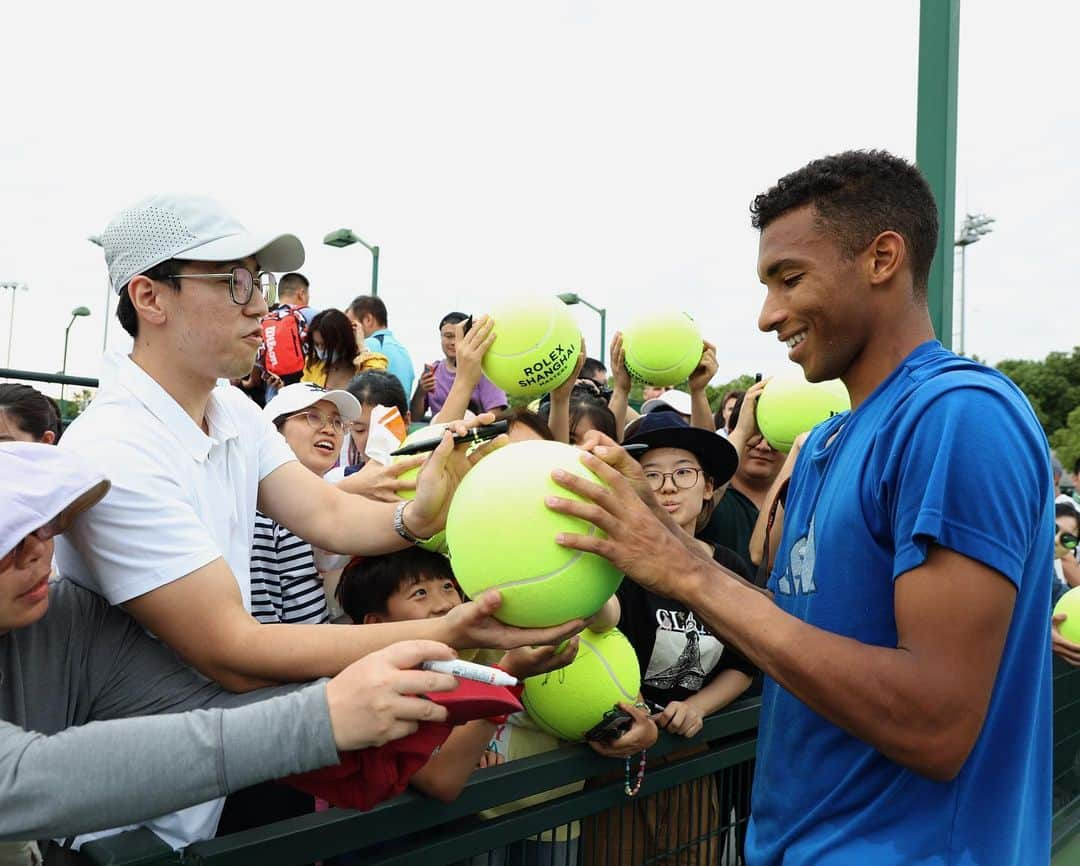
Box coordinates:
[100,193,305,293]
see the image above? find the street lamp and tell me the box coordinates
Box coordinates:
[88,234,110,352]
[0,281,29,367]
[61,306,92,406]
[324,228,380,298]
[953,213,995,354]
[557,293,607,366]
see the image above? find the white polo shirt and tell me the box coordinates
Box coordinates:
[57,352,295,608]
[54,352,296,849]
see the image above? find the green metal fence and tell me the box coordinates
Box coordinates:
[75,663,1080,866]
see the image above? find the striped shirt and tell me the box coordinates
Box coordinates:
[250,512,329,625]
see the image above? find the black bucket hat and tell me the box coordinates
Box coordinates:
[622,412,739,487]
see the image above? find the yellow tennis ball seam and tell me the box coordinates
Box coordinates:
[578,633,639,702]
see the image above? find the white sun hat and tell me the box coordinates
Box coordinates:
[263,382,362,424]
[99,193,305,293]
[1,442,111,560]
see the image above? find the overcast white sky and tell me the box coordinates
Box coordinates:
[1,1,1077,394]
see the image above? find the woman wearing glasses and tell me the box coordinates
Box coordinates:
[583,411,756,866]
[249,383,361,626]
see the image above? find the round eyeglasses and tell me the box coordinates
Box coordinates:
[166,267,278,307]
[281,408,347,434]
[643,467,705,491]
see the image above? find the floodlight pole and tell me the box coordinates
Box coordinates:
[61,307,92,406]
[953,213,995,355]
[323,228,380,298]
[88,234,110,351]
[1,281,28,367]
[557,293,607,366]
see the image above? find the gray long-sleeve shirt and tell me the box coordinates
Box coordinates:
[0,579,339,842]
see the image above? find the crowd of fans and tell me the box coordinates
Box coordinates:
[0,151,1065,866]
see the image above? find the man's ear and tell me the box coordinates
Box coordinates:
[127,274,169,328]
[866,230,906,287]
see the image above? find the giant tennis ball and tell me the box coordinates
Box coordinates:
[1055,587,1080,643]
[621,311,702,386]
[522,627,641,742]
[445,439,622,626]
[755,374,850,453]
[481,297,582,398]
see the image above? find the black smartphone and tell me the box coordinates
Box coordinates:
[462,315,474,336]
[584,706,635,743]
[755,372,763,383]
[390,419,509,457]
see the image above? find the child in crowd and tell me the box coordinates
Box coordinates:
[411,312,508,420]
[343,370,411,470]
[250,383,361,625]
[583,411,757,866]
[335,547,581,801]
[1054,502,1080,605]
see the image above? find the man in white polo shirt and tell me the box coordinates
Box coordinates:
[55,194,582,848]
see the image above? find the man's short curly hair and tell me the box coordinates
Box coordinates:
[749,150,939,294]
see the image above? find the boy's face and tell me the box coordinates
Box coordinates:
[364,574,463,624]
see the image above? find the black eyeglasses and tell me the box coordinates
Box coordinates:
[643,467,705,491]
[165,267,277,306]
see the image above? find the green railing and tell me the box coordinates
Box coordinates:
[76,662,1080,866]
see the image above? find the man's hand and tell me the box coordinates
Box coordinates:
[499,637,580,679]
[441,590,586,651]
[687,340,718,394]
[419,363,438,394]
[338,456,423,503]
[608,332,632,395]
[1052,614,1080,666]
[546,445,694,598]
[408,414,506,538]
[727,377,769,454]
[552,339,587,402]
[587,702,659,759]
[452,315,496,389]
[653,699,705,738]
[324,640,458,751]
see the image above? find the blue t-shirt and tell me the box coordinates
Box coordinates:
[365,328,415,399]
[747,341,1052,866]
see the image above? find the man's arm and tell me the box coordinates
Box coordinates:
[687,341,718,431]
[548,450,1018,782]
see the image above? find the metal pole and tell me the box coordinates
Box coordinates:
[371,246,380,298]
[915,0,961,349]
[61,316,74,406]
[5,290,14,368]
[599,309,607,368]
[957,244,966,355]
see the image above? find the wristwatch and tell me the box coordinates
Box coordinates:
[394,500,433,545]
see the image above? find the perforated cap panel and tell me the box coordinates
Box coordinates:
[102,204,202,292]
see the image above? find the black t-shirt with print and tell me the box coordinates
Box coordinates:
[617,544,757,707]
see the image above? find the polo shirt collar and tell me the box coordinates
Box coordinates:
[101,353,240,463]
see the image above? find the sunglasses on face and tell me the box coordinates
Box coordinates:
[165,267,278,306]
[1061,531,1079,551]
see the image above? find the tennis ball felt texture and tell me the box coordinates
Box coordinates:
[522,627,641,742]
[621,311,702,386]
[755,374,851,453]
[481,297,582,398]
[1055,587,1080,643]
[445,439,623,627]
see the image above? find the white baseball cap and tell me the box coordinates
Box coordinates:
[1,442,110,560]
[640,389,693,417]
[263,382,362,424]
[100,193,305,294]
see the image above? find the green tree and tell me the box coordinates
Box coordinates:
[706,374,757,413]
